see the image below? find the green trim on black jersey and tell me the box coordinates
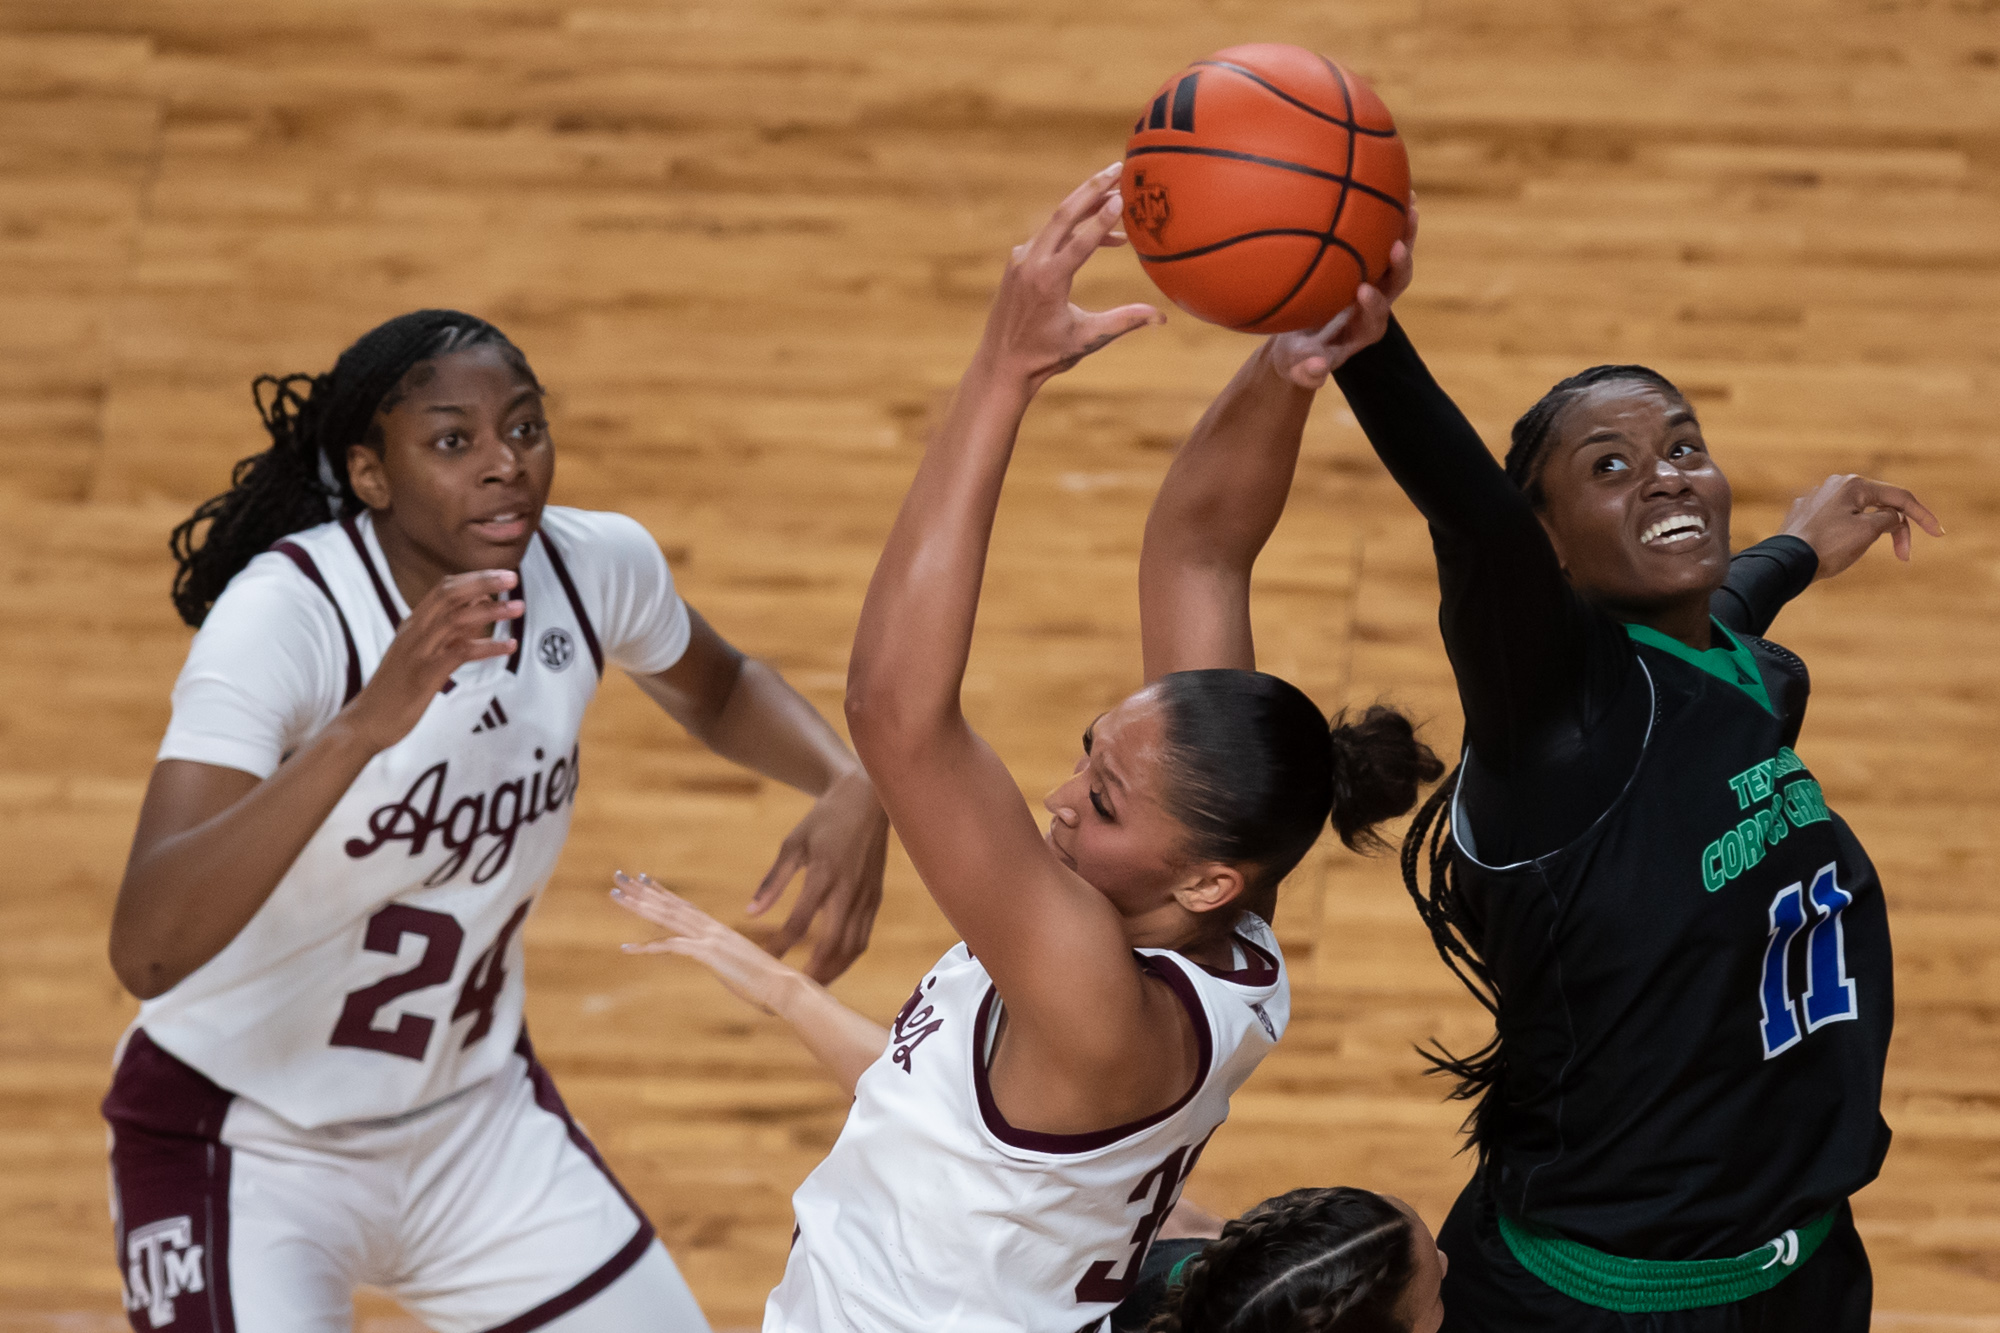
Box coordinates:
[1624,618,1775,716]
[1498,1206,1837,1311]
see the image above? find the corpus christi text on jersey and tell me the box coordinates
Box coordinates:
[343,746,582,886]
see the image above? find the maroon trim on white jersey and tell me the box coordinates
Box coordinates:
[269,540,361,705]
[341,513,404,629]
[537,531,604,679]
[1194,932,1280,987]
[103,1030,239,1333]
[492,1029,656,1332]
[970,955,1214,1155]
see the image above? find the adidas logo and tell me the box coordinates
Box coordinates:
[471,698,510,734]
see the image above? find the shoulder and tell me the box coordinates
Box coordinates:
[1746,634,1811,741]
[537,506,671,573]
[199,541,346,650]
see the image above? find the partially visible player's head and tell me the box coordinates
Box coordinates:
[1503,366,1733,619]
[1042,672,1440,948]
[169,309,546,628]
[1149,1187,1445,1333]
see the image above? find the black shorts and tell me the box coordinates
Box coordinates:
[1438,1176,1872,1333]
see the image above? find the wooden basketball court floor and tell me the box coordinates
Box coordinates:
[0,0,1994,1326]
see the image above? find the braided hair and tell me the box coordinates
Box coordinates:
[168,309,540,628]
[1402,361,1686,1155]
[1148,1188,1417,1333]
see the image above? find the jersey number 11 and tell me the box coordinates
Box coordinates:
[1757,862,1859,1060]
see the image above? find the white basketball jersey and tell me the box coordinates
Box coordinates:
[766,917,1289,1333]
[135,506,688,1128]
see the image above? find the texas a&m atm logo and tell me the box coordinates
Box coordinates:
[122,1215,205,1328]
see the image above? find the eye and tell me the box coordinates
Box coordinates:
[1592,455,1630,475]
[1082,728,1093,754]
[1668,438,1704,461]
[433,432,468,452]
[511,418,546,442]
[1089,789,1113,820]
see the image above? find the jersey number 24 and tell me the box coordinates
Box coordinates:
[328,901,532,1060]
[1758,862,1859,1060]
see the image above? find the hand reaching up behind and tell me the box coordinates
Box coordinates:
[1267,199,1418,391]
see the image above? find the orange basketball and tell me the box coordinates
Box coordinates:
[1121,45,1411,335]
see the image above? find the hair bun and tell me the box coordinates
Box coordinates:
[1327,704,1444,852]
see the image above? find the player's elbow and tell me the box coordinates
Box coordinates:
[107,933,173,1001]
[844,676,947,772]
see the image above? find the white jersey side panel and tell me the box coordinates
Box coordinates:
[135,507,687,1128]
[766,917,1288,1333]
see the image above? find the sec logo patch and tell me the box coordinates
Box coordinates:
[538,628,576,672]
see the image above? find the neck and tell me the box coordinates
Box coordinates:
[368,512,457,611]
[1615,596,1712,649]
[1124,904,1238,968]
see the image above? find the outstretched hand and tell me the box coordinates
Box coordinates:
[1779,473,1943,581]
[982,163,1165,389]
[1267,199,1419,390]
[612,871,800,1016]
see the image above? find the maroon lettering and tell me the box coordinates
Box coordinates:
[328,905,465,1060]
[891,977,942,1073]
[346,746,581,887]
[451,900,531,1048]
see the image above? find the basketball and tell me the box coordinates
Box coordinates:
[1121,44,1411,334]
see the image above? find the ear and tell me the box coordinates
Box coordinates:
[346,442,391,511]
[1171,863,1246,917]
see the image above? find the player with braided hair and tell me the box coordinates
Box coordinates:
[1118,1187,1444,1333]
[1314,206,1942,1329]
[105,309,891,1331]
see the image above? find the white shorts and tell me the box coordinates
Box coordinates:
[106,1028,709,1333]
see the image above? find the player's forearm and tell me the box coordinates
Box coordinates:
[1143,340,1314,582]
[695,658,862,797]
[772,970,890,1096]
[847,352,1033,754]
[110,721,382,999]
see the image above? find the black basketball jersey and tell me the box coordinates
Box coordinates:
[1455,622,1893,1261]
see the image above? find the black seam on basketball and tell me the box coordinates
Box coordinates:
[1191,60,1398,137]
[1124,145,1407,213]
[1240,238,1333,330]
[1240,56,1362,330]
[1139,227,1331,263]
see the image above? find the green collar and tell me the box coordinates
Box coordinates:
[1624,618,1775,716]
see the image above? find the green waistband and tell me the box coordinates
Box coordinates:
[1496,1207,1837,1312]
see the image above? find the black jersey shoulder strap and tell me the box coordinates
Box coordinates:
[269,540,362,705]
[537,529,605,679]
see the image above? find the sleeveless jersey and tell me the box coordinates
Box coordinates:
[1454,624,1894,1260]
[133,506,688,1128]
[765,917,1288,1333]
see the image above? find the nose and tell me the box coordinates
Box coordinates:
[1644,455,1691,496]
[1043,780,1080,824]
[479,430,523,484]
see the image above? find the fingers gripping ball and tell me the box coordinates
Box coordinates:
[1122,44,1411,334]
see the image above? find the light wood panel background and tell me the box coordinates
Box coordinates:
[1,0,1995,1327]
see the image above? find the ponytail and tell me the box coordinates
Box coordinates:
[1148,1187,1415,1333]
[168,309,538,627]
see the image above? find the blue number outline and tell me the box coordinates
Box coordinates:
[1801,862,1859,1032]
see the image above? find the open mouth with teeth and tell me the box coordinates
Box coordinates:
[1640,514,1708,548]
[470,511,534,541]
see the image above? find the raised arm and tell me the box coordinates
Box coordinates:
[842,168,1190,1122]
[1139,233,1417,681]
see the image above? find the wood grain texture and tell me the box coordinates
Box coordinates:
[0,0,1993,1326]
